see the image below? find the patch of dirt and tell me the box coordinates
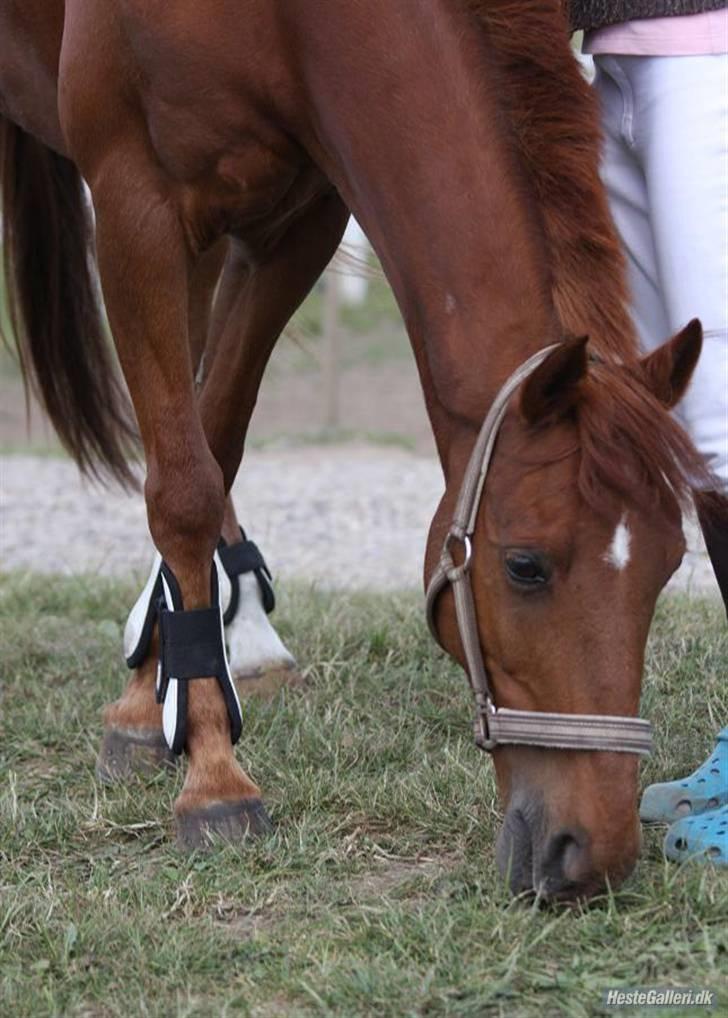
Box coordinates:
[211,855,458,940]
[342,854,459,903]
[212,899,279,937]
[249,994,306,1018]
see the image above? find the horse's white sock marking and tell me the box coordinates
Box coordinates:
[604,513,632,571]
[227,572,296,678]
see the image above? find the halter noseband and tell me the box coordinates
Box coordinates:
[425,346,653,757]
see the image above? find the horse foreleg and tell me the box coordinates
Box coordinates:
[185,232,307,697]
[189,234,301,694]
[194,196,350,699]
[200,192,349,498]
[123,231,303,715]
[84,171,268,846]
[199,236,321,697]
[97,635,173,782]
[218,501,301,698]
[97,244,231,783]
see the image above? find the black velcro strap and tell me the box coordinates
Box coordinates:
[159,607,226,682]
[218,536,275,618]
[218,539,268,578]
[155,560,243,755]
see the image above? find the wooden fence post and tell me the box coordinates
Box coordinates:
[322,268,341,431]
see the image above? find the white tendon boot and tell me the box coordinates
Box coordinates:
[225,570,297,689]
[124,534,301,699]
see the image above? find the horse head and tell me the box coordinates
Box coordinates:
[427,320,707,901]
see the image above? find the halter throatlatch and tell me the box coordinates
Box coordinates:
[425,345,653,757]
[156,562,242,755]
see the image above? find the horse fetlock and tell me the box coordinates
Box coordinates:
[103,660,161,731]
[157,568,243,755]
[97,652,168,782]
[183,739,246,794]
[96,726,175,784]
[175,750,267,849]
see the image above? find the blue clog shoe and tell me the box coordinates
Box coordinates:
[664,804,728,866]
[640,727,728,824]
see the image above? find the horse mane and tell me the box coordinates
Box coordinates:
[466,0,638,359]
[466,0,714,510]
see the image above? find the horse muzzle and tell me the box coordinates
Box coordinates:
[495,796,641,902]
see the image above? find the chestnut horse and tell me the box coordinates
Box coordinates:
[0,0,710,900]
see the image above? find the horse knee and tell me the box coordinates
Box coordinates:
[144,447,225,584]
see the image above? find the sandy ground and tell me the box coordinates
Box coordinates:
[0,448,719,597]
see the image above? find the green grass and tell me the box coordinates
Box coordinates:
[1,575,726,1017]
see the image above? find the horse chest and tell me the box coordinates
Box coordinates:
[141,86,325,252]
[164,138,327,255]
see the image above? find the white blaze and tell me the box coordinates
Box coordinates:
[604,513,632,571]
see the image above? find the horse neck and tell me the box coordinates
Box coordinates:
[468,0,639,359]
[288,0,560,473]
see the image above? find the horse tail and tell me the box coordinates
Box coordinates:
[468,0,637,354]
[0,116,137,487]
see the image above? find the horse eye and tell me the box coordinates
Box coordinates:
[504,551,551,588]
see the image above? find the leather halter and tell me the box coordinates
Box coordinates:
[425,346,653,757]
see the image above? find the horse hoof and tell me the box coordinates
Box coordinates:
[176,799,273,850]
[96,727,176,784]
[233,665,305,700]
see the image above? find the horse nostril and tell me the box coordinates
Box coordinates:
[540,828,589,892]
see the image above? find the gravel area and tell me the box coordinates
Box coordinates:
[0,449,719,597]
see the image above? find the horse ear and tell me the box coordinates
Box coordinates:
[639,319,703,409]
[519,335,589,426]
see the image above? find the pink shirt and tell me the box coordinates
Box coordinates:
[584,9,728,55]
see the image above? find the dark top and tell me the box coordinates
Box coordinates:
[568,0,726,32]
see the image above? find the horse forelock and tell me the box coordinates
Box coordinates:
[575,362,713,516]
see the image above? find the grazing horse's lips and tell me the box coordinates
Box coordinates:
[495,803,537,895]
[495,796,636,902]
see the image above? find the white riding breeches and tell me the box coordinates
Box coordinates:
[594,53,728,490]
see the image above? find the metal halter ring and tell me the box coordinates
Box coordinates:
[443,531,472,579]
[473,694,497,752]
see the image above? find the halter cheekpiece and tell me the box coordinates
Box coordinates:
[425,345,653,757]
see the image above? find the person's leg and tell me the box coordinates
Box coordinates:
[622,55,728,844]
[592,56,671,352]
[696,491,728,618]
[635,53,728,494]
[638,47,728,657]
